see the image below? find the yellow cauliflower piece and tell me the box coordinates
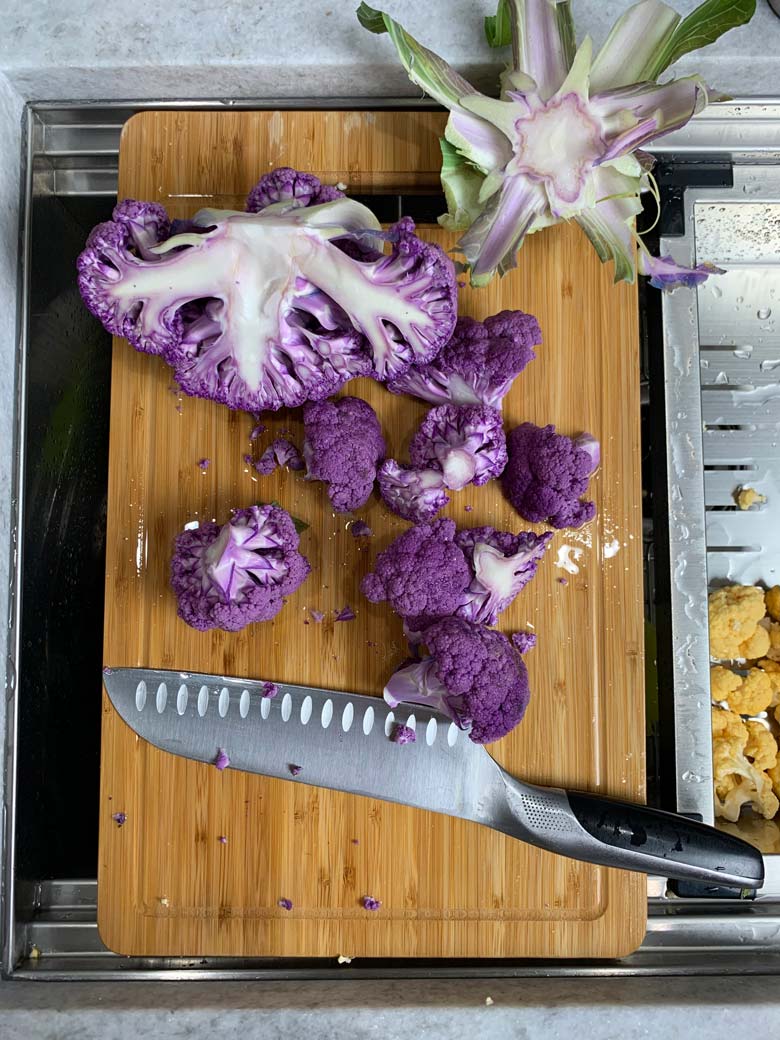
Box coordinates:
[708,585,767,659]
[745,721,778,771]
[768,761,780,801]
[710,665,742,704]
[766,621,780,663]
[735,486,766,510]
[739,623,771,661]
[717,816,780,854]
[728,668,773,715]
[766,585,780,622]
[711,708,779,821]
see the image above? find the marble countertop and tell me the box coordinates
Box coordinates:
[2,0,780,1030]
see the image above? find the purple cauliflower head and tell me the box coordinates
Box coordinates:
[303,396,386,512]
[77,196,457,413]
[502,423,599,529]
[246,167,344,213]
[387,309,541,409]
[409,404,507,491]
[360,519,470,626]
[377,460,450,523]
[454,526,553,625]
[384,617,531,744]
[171,504,310,631]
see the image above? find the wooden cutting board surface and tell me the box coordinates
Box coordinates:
[99,110,645,959]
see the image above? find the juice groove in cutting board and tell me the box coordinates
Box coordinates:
[98,110,645,958]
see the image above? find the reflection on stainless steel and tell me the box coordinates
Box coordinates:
[6,98,780,980]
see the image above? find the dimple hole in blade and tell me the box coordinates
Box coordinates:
[384,711,395,737]
[321,699,333,728]
[342,702,354,732]
[218,687,229,718]
[239,689,250,718]
[135,681,147,712]
[197,685,208,717]
[426,717,437,745]
[362,706,374,735]
[260,696,271,720]
[447,723,459,747]
[156,682,168,714]
[281,693,292,722]
[176,684,188,715]
[406,713,417,732]
[300,696,312,725]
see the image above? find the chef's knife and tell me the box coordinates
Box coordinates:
[103,667,764,889]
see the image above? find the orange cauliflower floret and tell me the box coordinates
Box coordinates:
[769,761,780,802]
[745,721,778,771]
[740,623,771,661]
[710,665,742,704]
[759,658,780,705]
[710,666,773,715]
[766,586,780,622]
[717,816,780,854]
[711,708,779,821]
[766,621,780,663]
[708,585,768,659]
[735,486,766,510]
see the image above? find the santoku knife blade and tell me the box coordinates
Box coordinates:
[103,667,764,889]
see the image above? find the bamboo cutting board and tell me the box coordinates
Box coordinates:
[99,110,645,959]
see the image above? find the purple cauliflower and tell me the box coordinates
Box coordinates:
[77,191,457,412]
[387,310,541,408]
[409,404,507,491]
[254,437,304,475]
[171,504,310,631]
[376,460,450,523]
[303,396,386,512]
[360,519,470,627]
[383,617,531,744]
[453,526,553,625]
[502,424,599,529]
[247,167,344,213]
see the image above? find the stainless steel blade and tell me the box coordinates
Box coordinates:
[103,667,505,826]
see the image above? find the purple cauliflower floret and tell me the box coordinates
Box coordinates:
[454,526,553,625]
[383,617,531,744]
[254,437,304,475]
[409,404,507,491]
[502,423,599,529]
[377,460,450,523]
[170,504,310,632]
[387,310,541,408]
[77,195,457,412]
[246,167,344,213]
[302,397,386,512]
[111,199,171,260]
[512,631,537,653]
[360,519,470,626]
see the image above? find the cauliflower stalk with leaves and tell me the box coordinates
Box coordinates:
[358,0,755,288]
[78,186,457,413]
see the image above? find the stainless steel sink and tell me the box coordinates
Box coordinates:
[4,99,780,980]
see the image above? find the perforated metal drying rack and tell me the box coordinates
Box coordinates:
[4,98,780,980]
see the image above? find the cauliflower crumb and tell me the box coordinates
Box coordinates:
[766,586,780,622]
[708,585,767,659]
[735,486,766,510]
[361,896,381,911]
[485,997,494,1007]
[337,954,353,964]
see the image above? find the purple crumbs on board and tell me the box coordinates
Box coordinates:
[215,748,230,771]
[262,681,279,699]
[278,898,293,911]
[218,835,228,845]
[350,520,373,538]
[511,631,537,654]
[391,724,416,745]
[197,458,210,471]
[289,764,303,776]
[111,812,127,827]
[310,609,325,623]
[335,605,356,622]
[362,896,381,911]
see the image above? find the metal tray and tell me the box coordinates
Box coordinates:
[4,99,780,980]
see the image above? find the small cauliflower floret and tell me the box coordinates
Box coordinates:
[386,310,541,409]
[453,526,552,625]
[758,658,780,705]
[766,585,780,623]
[735,486,766,510]
[383,616,531,744]
[710,665,741,704]
[717,816,780,855]
[712,708,779,821]
[745,721,778,771]
[501,422,599,529]
[302,397,386,512]
[376,460,450,523]
[741,621,771,661]
[170,504,310,631]
[766,620,780,663]
[360,519,471,627]
[409,404,508,491]
[708,584,767,660]
[246,167,344,213]
[726,668,773,716]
